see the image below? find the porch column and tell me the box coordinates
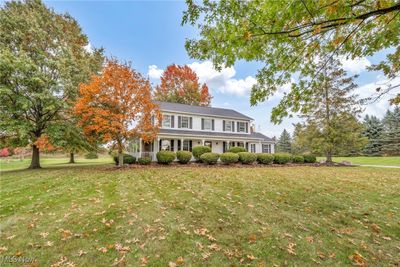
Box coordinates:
[139,138,142,157]
[181,139,184,150]
[155,137,160,161]
[227,141,230,150]
[202,139,205,146]
[259,141,261,153]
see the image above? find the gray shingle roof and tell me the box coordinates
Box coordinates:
[155,101,253,120]
[158,128,274,142]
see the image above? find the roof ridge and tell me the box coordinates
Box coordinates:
[154,101,238,112]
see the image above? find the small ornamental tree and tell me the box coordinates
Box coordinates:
[154,64,212,106]
[75,60,162,167]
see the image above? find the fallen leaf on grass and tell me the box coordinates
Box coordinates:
[6,235,16,240]
[77,250,87,257]
[140,256,148,266]
[176,256,184,265]
[97,247,108,253]
[112,254,126,266]
[382,236,392,241]
[0,246,8,253]
[40,232,49,238]
[247,254,256,261]
[306,236,314,243]
[349,252,367,266]
[287,243,296,255]
[370,224,381,233]
[248,234,257,243]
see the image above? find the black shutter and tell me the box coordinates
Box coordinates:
[201,118,204,130]
[189,117,193,129]
[171,140,174,151]
[223,141,226,152]
[223,120,225,131]
[237,122,239,132]
[232,121,235,132]
[178,140,181,150]
[189,140,192,152]
[245,122,248,133]
[178,116,181,128]
[171,115,175,128]
[212,119,215,131]
[159,139,162,151]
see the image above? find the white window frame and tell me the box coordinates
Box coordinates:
[183,140,190,151]
[203,119,212,130]
[262,144,271,153]
[162,115,172,128]
[224,120,233,131]
[250,144,256,153]
[238,122,246,133]
[180,116,190,129]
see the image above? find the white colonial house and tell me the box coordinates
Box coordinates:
[134,101,275,160]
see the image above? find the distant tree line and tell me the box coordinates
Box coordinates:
[276,107,400,157]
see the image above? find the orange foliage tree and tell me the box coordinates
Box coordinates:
[35,135,58,153]
[75,60,161,166]
[154,64,212,106]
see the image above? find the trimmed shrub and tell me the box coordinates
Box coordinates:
[156,151,176,164]
[303,153,317,163]
[176,151,192,164]
[257,153,274,164]
[192,146,211,161]
[228,146,247,153]
[138,157,152,165]
[238,152,257,164]
[273,153,291,164]
[84,151,98,159]
[113,154,136,165]
[200,152,219,165]
[220,152,239,164]
[292,155,304,163]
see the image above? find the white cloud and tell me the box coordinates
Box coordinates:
[147,65,163,80]
[340,56,371,74]
[147,61,257,96]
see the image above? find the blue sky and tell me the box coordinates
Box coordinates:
[30,1,395,137]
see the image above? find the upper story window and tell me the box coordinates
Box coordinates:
[224,120,234,132]
[237,122,247,132]
[178,116,192,129]
[162,115,174,128]
[202,118,214,131]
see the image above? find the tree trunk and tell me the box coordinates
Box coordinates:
[69,152,75,164]
[326,151,333,165]
[118,147,123,167]
[29,145,41,169]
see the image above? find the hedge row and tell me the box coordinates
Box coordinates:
[114,147,317,166]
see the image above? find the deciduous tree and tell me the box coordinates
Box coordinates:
[154,64,212,106]
[182,0,400,117]
[0,0,104,168]
[75,60,162,167]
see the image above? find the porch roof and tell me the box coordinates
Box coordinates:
[158,128,274,142]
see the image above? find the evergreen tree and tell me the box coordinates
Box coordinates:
[381,107,400,155]
[362,115,384,156]
[276,129,292,153]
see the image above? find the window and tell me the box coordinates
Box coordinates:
[224,120,233,131]
[180,116,190,128]
[162,115,172,128]
[183,140,191,151]
[238,122,246,132]
[161,140,171,151]
[237,142,244,147]
[262,144,271,153]
[250,144,256,153]
[203,119,212,130]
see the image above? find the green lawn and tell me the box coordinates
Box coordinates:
[1,163,399,266]
[317,156,400,166]
[0,156,113,171]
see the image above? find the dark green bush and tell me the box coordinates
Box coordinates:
[292,155,304,163]
[238,152,257,164]
[257,153,274,164]
[156,151,176,164]
[303,153,317,163]
[113,154,136,165]
[273,153,291,164]
[200,152,219,165]
[220,152,239,164]
[176,151,192,164]
[84,151,98,159]
[228,146,247,153]
[138,157,152,165]
[192,146,211,161]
